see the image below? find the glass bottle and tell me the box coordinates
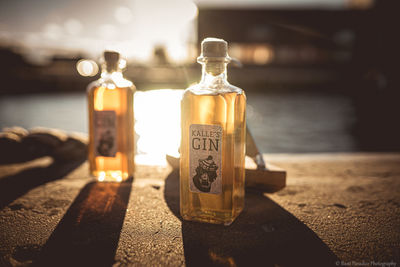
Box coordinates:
[87,51,135,182]
[180,38,246,225]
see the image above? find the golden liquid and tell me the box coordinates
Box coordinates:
[180,90,246,225]
[88,85,134,182]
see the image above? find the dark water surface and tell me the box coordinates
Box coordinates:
[0,90,357,153]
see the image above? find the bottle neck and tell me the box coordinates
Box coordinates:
[101,65,123,80]
[200,61,228,86]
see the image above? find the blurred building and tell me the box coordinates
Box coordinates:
[197,7,360,90]
[0,0,397,94]
[195,0,396,93]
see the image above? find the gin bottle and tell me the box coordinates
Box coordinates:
[87,51,135,182]
[180,38,246,225]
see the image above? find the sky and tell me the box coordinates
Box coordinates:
[0,0,351,63]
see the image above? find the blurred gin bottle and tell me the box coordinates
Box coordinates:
[87,51,135,182]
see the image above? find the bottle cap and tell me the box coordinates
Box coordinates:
[103,50,120,71]
[198,37,231,62]
[104,51,120,64]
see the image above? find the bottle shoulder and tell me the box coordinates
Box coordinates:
[87,77,135,93]
[185,82,244,96]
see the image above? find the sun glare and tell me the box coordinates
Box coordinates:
[134,89,183,165]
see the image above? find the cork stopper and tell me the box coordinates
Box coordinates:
[198,37,231,62]
[104,51,119,64]
[103,50,120,71]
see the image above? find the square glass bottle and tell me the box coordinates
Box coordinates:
[180,38,246,225]
[87,51,135,182]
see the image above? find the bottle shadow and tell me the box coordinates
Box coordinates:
[33,178,132,267]
[164,170,339,267]
[0,158,86,209]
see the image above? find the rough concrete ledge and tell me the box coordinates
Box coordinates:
[0,153,399,266]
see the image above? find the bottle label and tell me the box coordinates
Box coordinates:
[94,110,117,157]
[189,124,222,194]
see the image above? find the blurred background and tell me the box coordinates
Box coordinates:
[0,0,399,161]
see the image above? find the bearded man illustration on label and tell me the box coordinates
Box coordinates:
[96,130,115,157]
[192,156,219,193]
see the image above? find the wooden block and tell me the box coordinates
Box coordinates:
[244,156,286,192]
[245,163,286,193]
[166,154,180,169]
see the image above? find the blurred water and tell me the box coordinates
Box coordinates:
[0,91,357,153]
[0,92,88,133]
[246,92,356,153]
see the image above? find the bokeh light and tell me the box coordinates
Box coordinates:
[76,59,99,77]
[64,19,82,35]
[114,6,134,25]
[42,23,63,40]
[253,45,274,65]
[182,1,198,22]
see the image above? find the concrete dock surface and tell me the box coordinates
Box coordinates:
[0,153,399,266]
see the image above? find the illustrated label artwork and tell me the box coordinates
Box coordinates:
[189,124,222,194]
[94,110,117,157]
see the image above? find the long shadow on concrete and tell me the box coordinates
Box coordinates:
[164,169,339,267]
[34,179,132,267]
[0,159,86,209]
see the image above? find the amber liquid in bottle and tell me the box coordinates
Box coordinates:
[87,52,135,182]
[180,57,246,225]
